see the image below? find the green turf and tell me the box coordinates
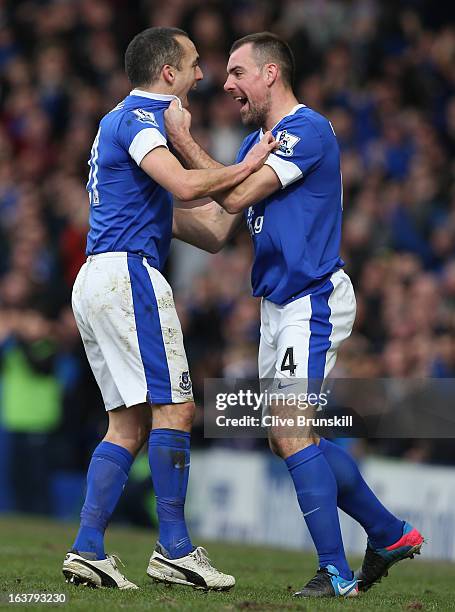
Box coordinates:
[0,516,454,611]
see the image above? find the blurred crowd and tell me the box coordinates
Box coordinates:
[1,0,455,514]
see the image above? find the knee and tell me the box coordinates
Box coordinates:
[105,407,152,455]
[106,426,149,454]
[152,401,196,432]
[268,434,297,458]
[268,435,317,460]
[268,435,283,457]
[176,401,196,430]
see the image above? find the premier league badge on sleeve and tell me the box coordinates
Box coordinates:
[132,108,159,127]
[276,130,300,157]
[179,370,192,393]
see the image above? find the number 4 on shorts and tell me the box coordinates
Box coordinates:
[280,346,297,376]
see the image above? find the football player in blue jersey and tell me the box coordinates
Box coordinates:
[63,27,277,591]
[169,32,424,598]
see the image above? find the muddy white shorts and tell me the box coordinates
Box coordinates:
[259,269,356,394]
[72,252,193,410]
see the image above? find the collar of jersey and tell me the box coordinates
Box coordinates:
[129,89,182,108]
[259,103,306,137]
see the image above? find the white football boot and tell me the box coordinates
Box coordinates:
[63,551,138,589]
[147,543,235,591]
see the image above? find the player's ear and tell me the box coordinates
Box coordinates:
[264,63,278,87]
[162,64,175,85]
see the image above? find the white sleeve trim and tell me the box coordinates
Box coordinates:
[128,128,168,165]
[265,153,303,188]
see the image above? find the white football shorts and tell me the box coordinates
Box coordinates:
[259,269,356,394]
[72,252,193,411]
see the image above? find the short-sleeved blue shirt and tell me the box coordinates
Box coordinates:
[236,104,345,305]
[86,89,179,271]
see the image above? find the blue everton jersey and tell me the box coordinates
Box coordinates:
[86,89,179,271]
[237,104,344,305]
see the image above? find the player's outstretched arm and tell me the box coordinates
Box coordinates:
[140,133,276,201]
[164,102,281,212]
[172,201,243,253]
[212,164,281,213]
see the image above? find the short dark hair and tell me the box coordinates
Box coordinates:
[125,27,189,87]
[230,32,295,88]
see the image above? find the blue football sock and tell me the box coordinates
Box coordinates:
[319,438,404,548]
[149,428,193,559]
[72,441,134,560]
[286,445,352,580]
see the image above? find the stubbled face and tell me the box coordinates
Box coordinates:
[224,43,271,128]
[172,36,203,107]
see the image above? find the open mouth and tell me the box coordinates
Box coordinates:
[234,96,248,110]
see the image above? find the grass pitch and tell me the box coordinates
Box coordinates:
[0,515,454,611]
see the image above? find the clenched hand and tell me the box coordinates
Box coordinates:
[244,131,279,173]
[164,99,192,144]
